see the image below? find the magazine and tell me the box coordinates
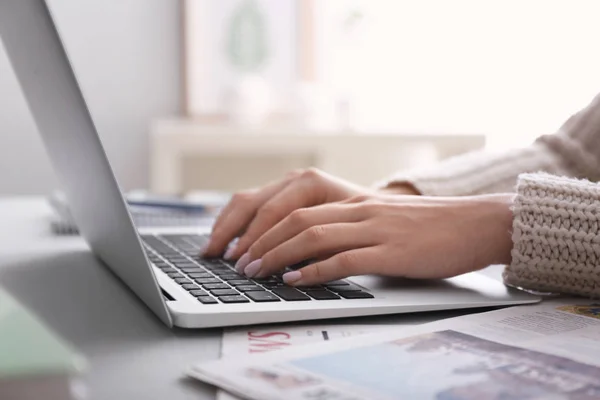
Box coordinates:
[217,324,397,400]
[191,297,600,400]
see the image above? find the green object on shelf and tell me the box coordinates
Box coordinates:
[0,286,83,380]
[226,0,269,72]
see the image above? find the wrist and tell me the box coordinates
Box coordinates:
[470,194,515,267]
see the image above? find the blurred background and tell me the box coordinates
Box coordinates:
[1,0,600,195]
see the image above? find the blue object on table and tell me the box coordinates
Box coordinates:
[127,199,206,213]
[47,191,219,235]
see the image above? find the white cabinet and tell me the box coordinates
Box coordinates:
[150,120,485,194]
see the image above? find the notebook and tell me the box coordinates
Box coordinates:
[48,191,223,235]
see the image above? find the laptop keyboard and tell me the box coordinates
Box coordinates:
[141,234,374,305]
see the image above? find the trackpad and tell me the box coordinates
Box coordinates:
[349,273,511,301]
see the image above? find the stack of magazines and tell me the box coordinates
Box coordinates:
[189,297,600,400]
[47,190,227,235]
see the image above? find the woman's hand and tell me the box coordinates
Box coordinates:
[202,168,417,260]
[235,193,515,286]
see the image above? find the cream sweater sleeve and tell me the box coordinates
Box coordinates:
[380,93,600,196]
[381,93,600,297]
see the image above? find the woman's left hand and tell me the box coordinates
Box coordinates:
[234,193,515,286]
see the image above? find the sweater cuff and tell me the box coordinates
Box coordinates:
[503,173,600,298]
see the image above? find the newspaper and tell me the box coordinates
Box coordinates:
[217,324,398,400]
[191,298,600,400]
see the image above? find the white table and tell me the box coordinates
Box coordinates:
[0,197,505,400]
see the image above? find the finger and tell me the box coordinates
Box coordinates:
[339,194,373,204]
[229,176,325,261]
[246,222,375,278]
[210,169,303,236]
[204,205,256,257]
[203,175,297,257]
[281,246,383,286]
[206,190,254,240]
[247,203,369,263]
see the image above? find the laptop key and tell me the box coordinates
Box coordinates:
[202,283,230,290]
[179,248,199,253]
[176,264,203,269]
[164,270,180,275]
[164,233,205,241]
[174,277,190,284]
[197,296,219,304]
[289,260,311,270]
[324,280,350,286]
[220,274,245,281]
[189,289,209,297]
[211,270,239,276]
[205,267,232,274]
[181,269,207,275]
[297,285,325,292]
[228,279,253,286]
[200,260,225,268]
[165,272,184,279]
[326,284,363,292]
[187,272,213,279]
[182,283,200,290]
[338,291,374,299]
[194,278,222,285]
[177,263,202,268]
[246,291,280,302]
[270,287,311,301]
[203,268,230,275]
[236,285,265,292]
[219,259,236,268]
[173,259,199,264]
[166,256,190,262]
[262,282,285,289]
[211,289,240,297]
[218,295,250,304]
[253,277,280,284]
[304,290,340,300]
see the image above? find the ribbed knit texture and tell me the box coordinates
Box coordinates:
[505,173,600,297]
[381,93,600,297]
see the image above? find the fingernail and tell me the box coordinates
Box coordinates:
[223,245,237,260]
[244,259,262,278]
[235,253,250,273]
[282,271,302,284]
[199,243,208,256]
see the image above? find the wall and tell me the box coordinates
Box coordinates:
[0,0,181,194]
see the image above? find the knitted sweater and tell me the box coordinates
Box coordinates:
[382,93,600,298]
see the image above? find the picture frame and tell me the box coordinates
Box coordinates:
[182,0,316,120]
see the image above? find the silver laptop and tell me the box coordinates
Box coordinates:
[0,0,540,329]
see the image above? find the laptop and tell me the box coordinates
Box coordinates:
[0,0,540,329]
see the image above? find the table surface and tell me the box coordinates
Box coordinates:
[0,197,506,400]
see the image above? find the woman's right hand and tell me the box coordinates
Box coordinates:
[201,168,417,262]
